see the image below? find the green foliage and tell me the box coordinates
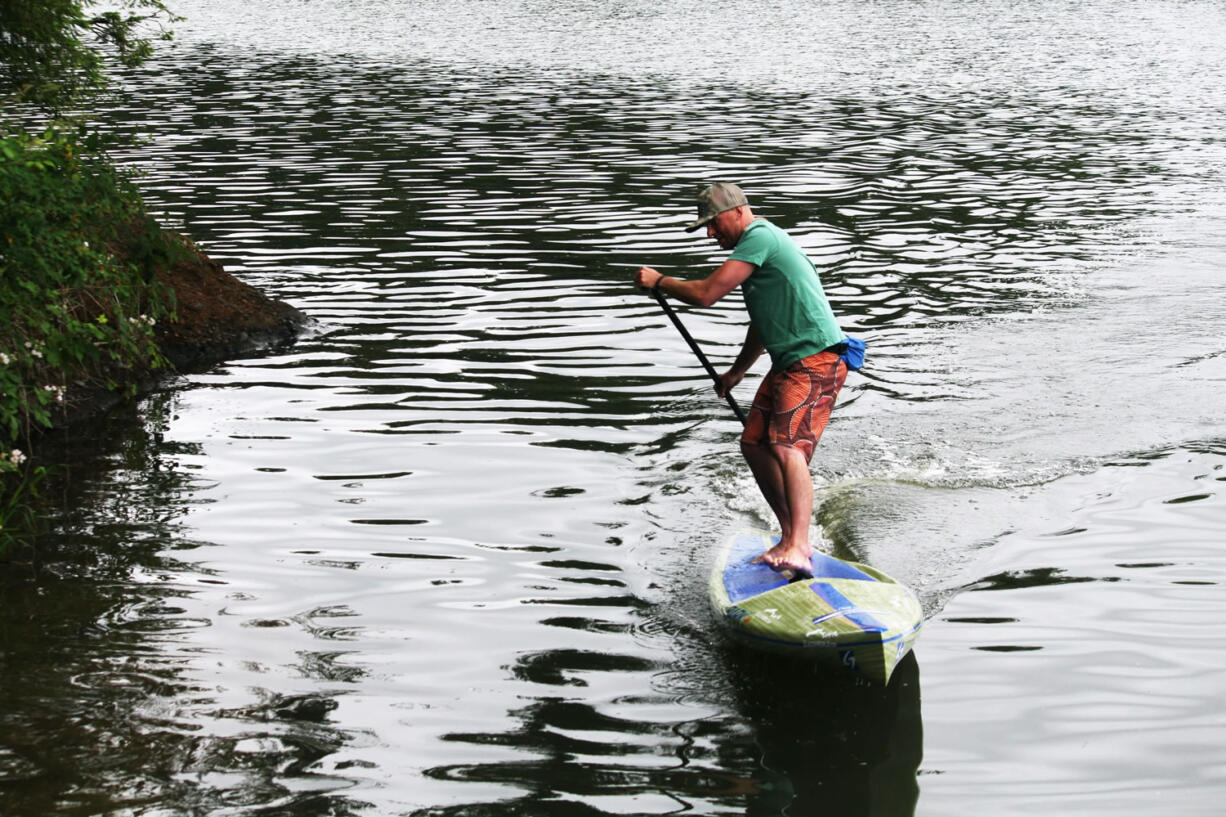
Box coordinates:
[0,124,178,434]
[0,125,182,553]
[1,1,181,555]
[0,463,44,557]
[0,0,180,113]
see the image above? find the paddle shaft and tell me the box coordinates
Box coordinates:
[651,287,747,426]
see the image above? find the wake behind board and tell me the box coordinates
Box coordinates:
[709,530,923,685]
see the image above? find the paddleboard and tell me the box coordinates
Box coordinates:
[709,530,923,684]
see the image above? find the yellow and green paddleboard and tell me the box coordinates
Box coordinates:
[709,530,923,685]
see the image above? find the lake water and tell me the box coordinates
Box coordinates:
[3,1,1226,814]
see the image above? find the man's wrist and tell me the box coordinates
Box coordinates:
[653,276,667,292]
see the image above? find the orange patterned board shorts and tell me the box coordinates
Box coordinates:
[742,351,847,462]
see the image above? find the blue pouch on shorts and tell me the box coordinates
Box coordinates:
[839,336,867,371]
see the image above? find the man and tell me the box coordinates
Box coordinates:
[635,182,848,574]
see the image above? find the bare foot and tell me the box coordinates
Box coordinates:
[751,540,814,573]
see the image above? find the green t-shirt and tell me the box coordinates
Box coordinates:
[729,219,843,371]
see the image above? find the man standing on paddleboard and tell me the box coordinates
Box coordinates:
[635,182,850,574]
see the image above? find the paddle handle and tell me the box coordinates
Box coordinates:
[652,288,747,426]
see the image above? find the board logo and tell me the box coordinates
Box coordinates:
[724,605,751,624]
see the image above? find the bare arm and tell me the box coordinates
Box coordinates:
[716,323,765,397]
[635,259,755,308]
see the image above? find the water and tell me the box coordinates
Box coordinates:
[3,1,1226,814]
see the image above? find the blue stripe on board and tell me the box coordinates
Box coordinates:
[723,533,878,604]
[808,581,888,634]
[811,552,875,581]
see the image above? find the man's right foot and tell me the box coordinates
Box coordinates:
[751,541,814,574]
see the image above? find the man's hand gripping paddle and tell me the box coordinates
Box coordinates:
[649,288,747,427]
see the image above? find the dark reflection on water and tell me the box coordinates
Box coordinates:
[508,648,659,686]
[726,650,922,817]
[418,646,920,816]
[963,567,1112,592]
[0,395,364,816]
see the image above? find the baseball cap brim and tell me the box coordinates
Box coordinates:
[685,203,743,232]
[685,183,749,232]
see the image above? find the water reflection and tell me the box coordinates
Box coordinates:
[0,394,363,815]
[420,642,920,816]
[724,648,922,817]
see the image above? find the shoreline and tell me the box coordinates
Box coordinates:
[48,230,307,430]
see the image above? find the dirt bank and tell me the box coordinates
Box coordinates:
[152,234,306,371]
[51,230,307,429]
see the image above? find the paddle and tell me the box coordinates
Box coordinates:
[650,287,747,426]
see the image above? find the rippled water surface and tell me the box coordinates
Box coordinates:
[3,1,1226,814]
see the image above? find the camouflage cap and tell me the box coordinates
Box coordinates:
[685,182,749,232]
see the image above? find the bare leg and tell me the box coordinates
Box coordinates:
[763,444,814,570]
[738,355,843,574]
[741,440,790,533]
[742,441,814,572]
